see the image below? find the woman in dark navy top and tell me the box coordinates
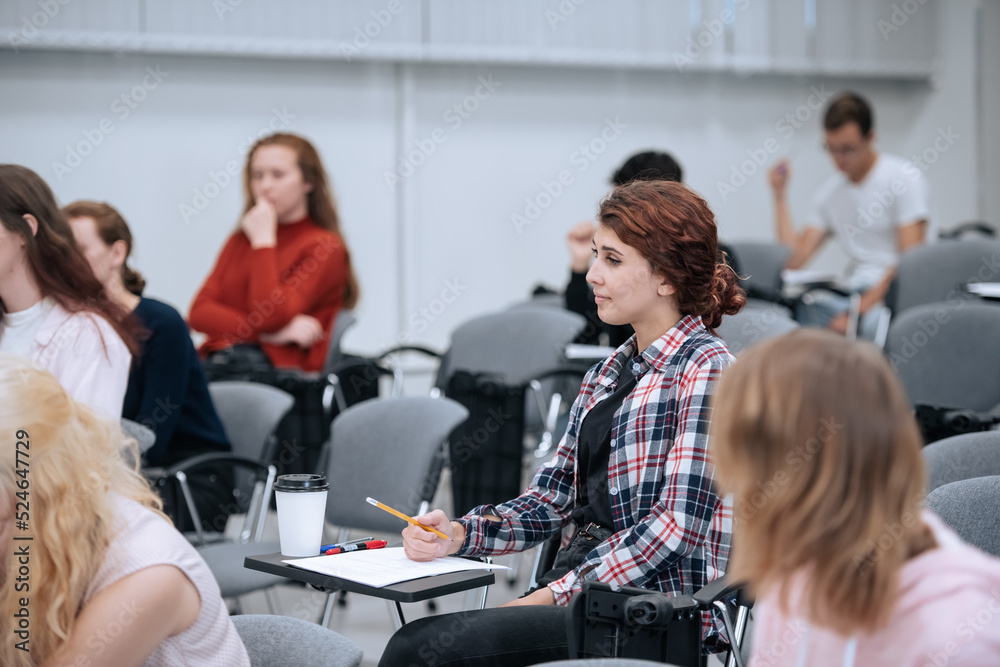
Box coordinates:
[66,200,232,531]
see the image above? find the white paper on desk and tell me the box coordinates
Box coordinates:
[282,547,508,588]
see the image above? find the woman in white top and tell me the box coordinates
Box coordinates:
[0,354,250,666]
[0,164,134,418]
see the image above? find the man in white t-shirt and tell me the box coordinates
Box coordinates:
[768,92,929,337]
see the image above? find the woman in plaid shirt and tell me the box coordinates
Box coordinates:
[380,180,745,667]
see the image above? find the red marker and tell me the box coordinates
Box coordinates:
[325,539,387,555]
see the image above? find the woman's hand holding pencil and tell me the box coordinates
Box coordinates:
[394,508,466,562]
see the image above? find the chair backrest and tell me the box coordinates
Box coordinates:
[715,300,798,356]
[891,239,1000,315]
[231,614,363,667]
[725,241,791,299]
[437,307,586,387]
[208,381,295,461]
[925,476,1000,558]
[884,302,1000,412]
[324,396,469,533]
[923,430,1000,494]
[321,309,358,375]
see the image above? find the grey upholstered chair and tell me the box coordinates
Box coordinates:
[925,476,1000,558]
[725,240,791,303]
[231,614,363,667]
[318,395,469,626]
[715,300,799,356]
[208,381,295,461]
[884,302,1000,413]
[184,382,296,612]
[923,430,1000,494]
[436,306,586,388]
[324,395,469,535]
[888,239,1000,316]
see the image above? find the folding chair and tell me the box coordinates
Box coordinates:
[886,239,1000,317]
[884,302,1000,443]
[319,395,470,628]
[146,381,292,612]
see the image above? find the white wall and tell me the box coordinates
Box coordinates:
[0,0,981,354]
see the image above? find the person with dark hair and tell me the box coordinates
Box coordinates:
[67,201,234,531]
[379,180,744,667]
[566,150,684,347]
[768,91,929,337]
[0,164,137,418]
[711,329,1000,665]
[189,133,359,372]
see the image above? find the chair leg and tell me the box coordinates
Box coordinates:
[389,599,406,629]
[264,587,280,615]
[320,591,336,627]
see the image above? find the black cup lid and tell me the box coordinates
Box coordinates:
[273,474,329,492]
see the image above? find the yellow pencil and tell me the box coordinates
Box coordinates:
[366,497,451,540]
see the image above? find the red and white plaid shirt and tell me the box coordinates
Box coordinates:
[458,314,734,641]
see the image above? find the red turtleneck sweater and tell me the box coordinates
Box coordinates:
[189,217,348,371]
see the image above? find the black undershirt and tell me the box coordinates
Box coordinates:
[570,359,639,530]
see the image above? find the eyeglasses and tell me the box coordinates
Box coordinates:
[822,142,866,157]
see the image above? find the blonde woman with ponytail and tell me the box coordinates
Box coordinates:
[0,355,248,666]
[66,201,233,532]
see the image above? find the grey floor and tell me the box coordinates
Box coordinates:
[234,464,739,666]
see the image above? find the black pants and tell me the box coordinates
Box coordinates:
[379,528,611,667]
[377,606,569,667]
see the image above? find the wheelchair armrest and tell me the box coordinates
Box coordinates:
[692,575,753,610]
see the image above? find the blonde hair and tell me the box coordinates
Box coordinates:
[710,329,935,635]
[0,355,165,665]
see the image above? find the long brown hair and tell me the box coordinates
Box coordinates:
[242,133,359,309]
[0,165,140,355]
[710,329,935,635]
[597,180,744,331]
[63,200,146,296]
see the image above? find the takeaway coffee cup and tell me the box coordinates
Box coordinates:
[273,474,329,557]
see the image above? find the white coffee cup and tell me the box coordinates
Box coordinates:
[273,474,329,557]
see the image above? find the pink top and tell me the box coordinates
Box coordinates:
[750,512,1000,666]
[84,492,250,666]
[32,301,130,418]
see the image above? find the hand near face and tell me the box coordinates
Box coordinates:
[240,200,278,249]
[768,159,792,197]
[258,314,324,348]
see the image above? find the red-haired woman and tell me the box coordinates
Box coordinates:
[189,133,359,372]
[711,329,1000,666]
[0,164,137,418]
[379,180,746,666]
